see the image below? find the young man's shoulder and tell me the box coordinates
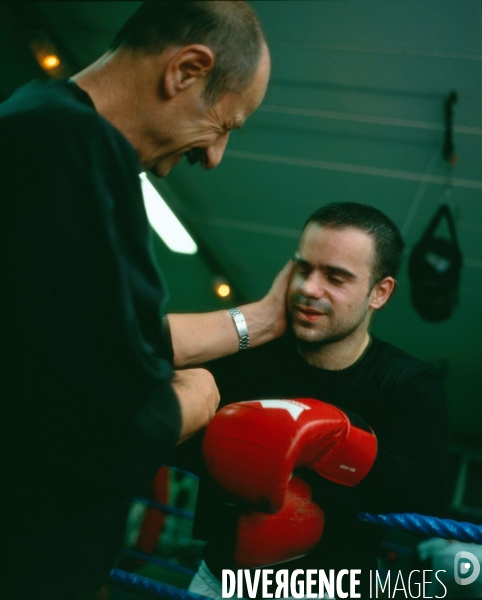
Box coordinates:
[371,336,437,371]
[369,336,442,389]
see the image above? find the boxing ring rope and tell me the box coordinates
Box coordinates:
[358,512,482,544]
[109,472,482,598]
[120,547,196,577]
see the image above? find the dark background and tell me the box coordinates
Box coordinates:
[2,1,481,518]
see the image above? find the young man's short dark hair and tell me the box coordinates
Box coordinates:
[305,202,404,285]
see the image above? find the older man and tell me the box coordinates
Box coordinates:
[176,202,447,599]
[0,3,287,599]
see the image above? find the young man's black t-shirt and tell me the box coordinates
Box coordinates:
[174,333,447,595]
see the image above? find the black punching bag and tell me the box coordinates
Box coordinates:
[408,204,462,322]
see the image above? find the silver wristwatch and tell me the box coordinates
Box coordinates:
[228,307,250,351]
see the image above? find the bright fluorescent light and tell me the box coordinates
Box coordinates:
[139,173,197,254]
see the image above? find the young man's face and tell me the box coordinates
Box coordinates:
[288,224,380,346]
[146,45,270,178]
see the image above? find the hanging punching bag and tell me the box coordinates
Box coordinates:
[408,204,462,322]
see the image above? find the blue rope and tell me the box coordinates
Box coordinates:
[109,569,208,599]
[152,471,482,544]
[358,512,482,544]
[134,493,482,545]
[121,548,196,577]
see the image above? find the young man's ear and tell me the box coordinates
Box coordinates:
[370,276,396,310]
[163,44,215,98]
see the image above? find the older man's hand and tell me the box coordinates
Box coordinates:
[167,261,294,367]
[243,259,294,342]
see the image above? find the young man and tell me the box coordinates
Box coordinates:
[177,202,447,599]
[0,3,288,599]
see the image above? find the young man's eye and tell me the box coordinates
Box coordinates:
[328,276,343,285]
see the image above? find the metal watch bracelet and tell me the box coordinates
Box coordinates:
[228,307,250,351]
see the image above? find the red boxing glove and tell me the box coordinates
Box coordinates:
[233,476,324,568]
[203,398,377,513]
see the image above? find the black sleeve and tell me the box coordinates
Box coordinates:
[357,368,447,514]
[1,99,181,498]
[301,368,447,516]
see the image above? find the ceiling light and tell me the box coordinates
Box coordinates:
[30,37,63,76]
[215,283,231,298]
[139,173,197,255]
[41,55,60,70]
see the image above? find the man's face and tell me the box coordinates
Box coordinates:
[146,45,270,177]
[288,224,379,346]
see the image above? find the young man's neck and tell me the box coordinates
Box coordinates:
[298,329,371,371]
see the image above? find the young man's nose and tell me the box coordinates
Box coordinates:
[299,271,326,299]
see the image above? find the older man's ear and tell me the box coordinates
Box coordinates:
[162,45,215,99]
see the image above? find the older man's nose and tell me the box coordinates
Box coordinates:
[202,133,230,169]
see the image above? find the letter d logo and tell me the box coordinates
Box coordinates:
[454,551,480,586]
